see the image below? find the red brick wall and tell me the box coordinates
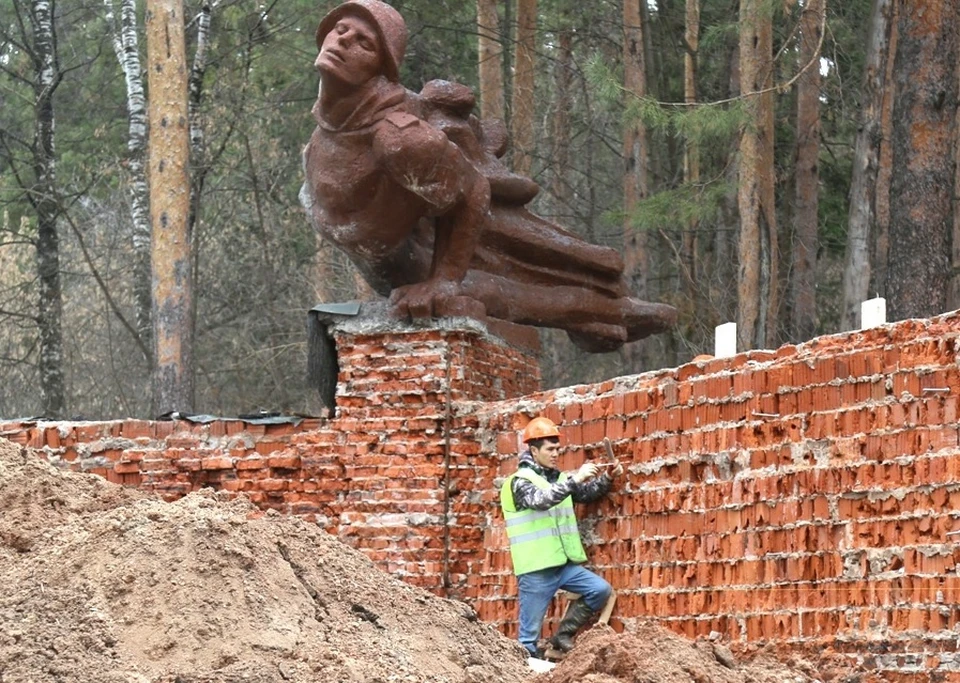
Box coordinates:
[455,313,960,681]
[5,313,960,680]
[0,324,540,595]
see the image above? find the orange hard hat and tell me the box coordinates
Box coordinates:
[522,417,560,443]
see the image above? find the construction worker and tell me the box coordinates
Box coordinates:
[499,416,622,658]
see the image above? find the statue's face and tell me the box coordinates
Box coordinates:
[316,14,383,87]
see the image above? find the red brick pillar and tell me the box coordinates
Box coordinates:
[323,310,541,593]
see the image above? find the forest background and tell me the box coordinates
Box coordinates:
[0,0,957,419]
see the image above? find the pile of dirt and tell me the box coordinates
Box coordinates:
[536,624,859,683]
[0,438,533,683]
[0,437,856,683]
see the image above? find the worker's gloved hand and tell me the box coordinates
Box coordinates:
[573,462,599,483]
[608,461,624,478]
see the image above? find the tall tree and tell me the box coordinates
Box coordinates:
[548,27,573,216]
[106,0,152,360]
[953,73,960,310]
[32,0,65,417]
[841,0,896,329]
[510,0,536,175]
[146,0,194,414]
[788,0,825,341]
[0,0,68,416]
[885,0,958,321]
[736,0,778,350]
[477,0,505,122]
[682,0,700,301]
[620,0,650,372]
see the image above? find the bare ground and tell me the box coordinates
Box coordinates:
[0,438,531,683]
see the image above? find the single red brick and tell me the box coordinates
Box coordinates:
[201,457,234,470]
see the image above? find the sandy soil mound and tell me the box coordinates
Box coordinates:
[0,438,858,683]
[0,438,533,683]
[535,624,859,683]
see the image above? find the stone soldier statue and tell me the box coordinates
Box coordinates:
[301,0,676,352]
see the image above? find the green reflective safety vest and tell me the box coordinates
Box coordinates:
[500,468,588,575]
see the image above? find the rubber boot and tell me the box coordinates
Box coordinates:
[549,598,596,652]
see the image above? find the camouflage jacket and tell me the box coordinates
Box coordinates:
[509,450,612,511]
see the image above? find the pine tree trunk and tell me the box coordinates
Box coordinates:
[108,0,153,361]
[841,0,896,329]
[952,83,960,310]
[510,0,536,175]
[682,0,700,298]
[620,0,650,373]
[30,0,66,417]
[146,0,194,414]
[477,0,505,122]
[789,0,825,341]
[736,0,778,350]
[549,28,573,215]
[886,0,958,321]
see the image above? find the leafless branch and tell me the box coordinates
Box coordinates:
[61,208,153,364]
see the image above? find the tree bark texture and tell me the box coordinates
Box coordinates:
[736,0,778,351]
[621,0,651,372]
[870,10,897,306]
[187,1,211,236]
[682,0,700,296]
[510,0,536,175]
[789,0,825,341]
[108,0,153,359]
[886,0,958,321]
[549,28,573,215]
[477,0,505,122]
[953,64,960,310]
[146,0,194,414]
[30,0,66,417]
[841,0,896,329]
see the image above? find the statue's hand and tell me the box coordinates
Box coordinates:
[389,279,462,319]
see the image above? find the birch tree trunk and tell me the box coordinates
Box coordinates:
[788,0,825,341]
[510,0,536,175]
[841,0,896,329]
[886,0,958,321]
[187,1,211,236]
[621,0,650,372]
[736,0,778,350]
[30,0,66,417]
[146,0,194,414]
[107,0,152,360]
[477,0,505,122]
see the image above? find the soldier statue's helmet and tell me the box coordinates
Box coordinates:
[315,0,407,83]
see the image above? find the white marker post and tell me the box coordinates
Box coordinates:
[715,322,737,358]
[861,297,886,329]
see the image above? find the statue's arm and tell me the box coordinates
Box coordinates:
[374,113,491,316]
